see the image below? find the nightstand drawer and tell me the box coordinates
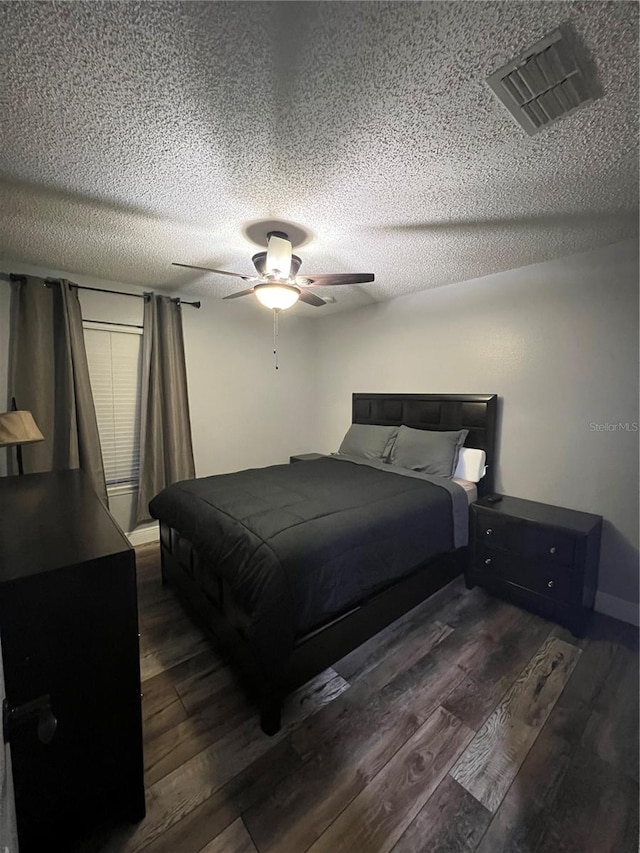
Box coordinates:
[521,525,575,566]
[476,546,572,603]
[476,514,575,567]
[475,514,514,549]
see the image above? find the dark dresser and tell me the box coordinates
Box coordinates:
[467,495,602,636]
[0,470,145,851]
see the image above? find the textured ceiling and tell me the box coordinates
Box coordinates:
[0,1,637,316]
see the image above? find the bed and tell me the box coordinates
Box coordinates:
[150,393,498,733]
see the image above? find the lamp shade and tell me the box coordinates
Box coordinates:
[265,233,292,280]
[0,411,44,447]
[254,283,300,311]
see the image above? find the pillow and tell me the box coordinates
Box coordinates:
[389,425,469,477]
[336,424,399,461]
[453,447,487,483]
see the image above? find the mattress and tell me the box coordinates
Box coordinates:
[453,478,478,504]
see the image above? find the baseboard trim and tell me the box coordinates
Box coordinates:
[127,524,159,547]
[595,591,639,626]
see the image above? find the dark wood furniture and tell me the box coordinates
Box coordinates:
[290,453,326,463]
[467,495,602,636]
[0,469,145,852]
[159,392,498,733]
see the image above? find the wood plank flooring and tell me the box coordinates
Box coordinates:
[72,543,639,853]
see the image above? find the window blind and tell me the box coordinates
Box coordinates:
[83,323,143,487]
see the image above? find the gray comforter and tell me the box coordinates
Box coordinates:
[149,455,467,673]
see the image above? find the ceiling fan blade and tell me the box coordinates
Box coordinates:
[172,262,257,282]
[222,287,256,300]
[297,273,375,287]
[297,289,327,307]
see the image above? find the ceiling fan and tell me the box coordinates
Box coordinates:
[173,231,375,310]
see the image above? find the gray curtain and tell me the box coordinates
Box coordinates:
[136,294,195,523]
[8,275,108,504]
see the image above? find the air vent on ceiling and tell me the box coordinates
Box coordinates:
[487,27,598,135]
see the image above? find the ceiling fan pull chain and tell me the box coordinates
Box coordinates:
[273,308,280,370]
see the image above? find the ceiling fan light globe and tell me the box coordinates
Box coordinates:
[254,283,300,310]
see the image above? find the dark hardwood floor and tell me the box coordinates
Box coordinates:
[73,543,639,853]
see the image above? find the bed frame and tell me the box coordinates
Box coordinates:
[159,393,498,734]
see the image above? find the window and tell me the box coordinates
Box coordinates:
[83,322,143,488]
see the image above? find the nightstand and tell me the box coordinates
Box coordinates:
[467,495,602,637]
[289,453,325,463]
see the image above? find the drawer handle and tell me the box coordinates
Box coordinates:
[485,528,493,536]
[484,558,492,565]
[3,695,57,745]
[549,547,557,555]
[547,580,555,589]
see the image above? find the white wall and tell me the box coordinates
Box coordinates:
[185,295,318,476]
[312,239,639,619]
[0,263,317,536]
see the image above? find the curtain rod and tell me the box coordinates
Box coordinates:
[65,282,202,308]
[3,274,201,308]
[83,318,144,329]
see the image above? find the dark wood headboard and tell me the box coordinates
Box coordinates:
[352,393,498,495]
